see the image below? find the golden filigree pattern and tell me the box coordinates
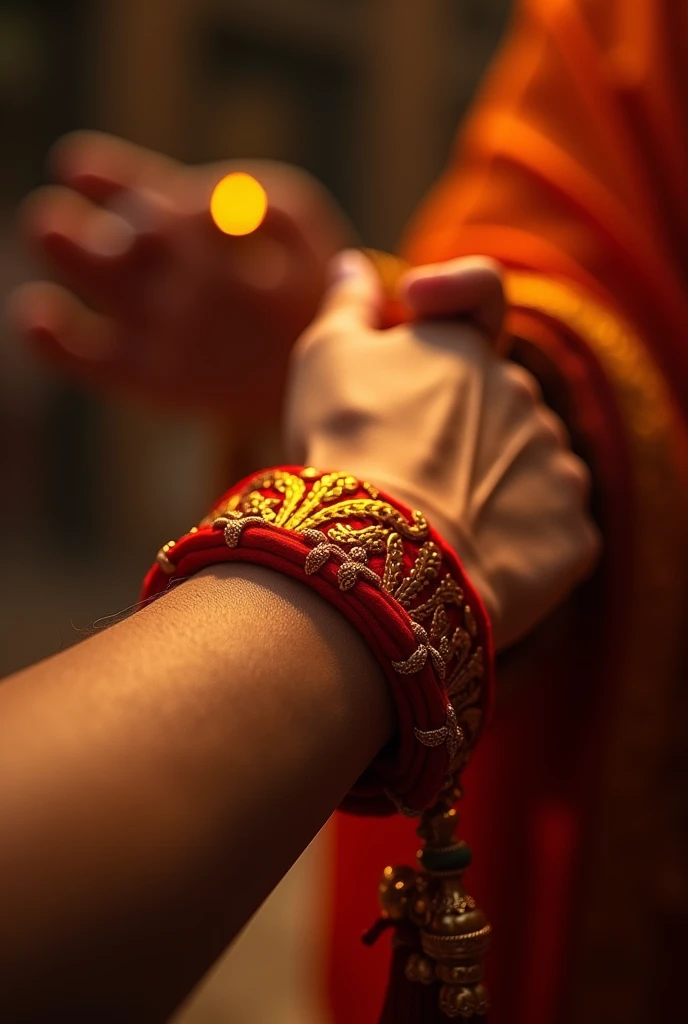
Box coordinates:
[430,605,451,644]
[215,513,265,549]
[394,541,442,607]
[383,532,405,592]
[415,705,464,761]
[298,498,429,539]
[200,467,485,772]
[325,522,389,552]
[411,576,465,621]
[242,492,281,521]
[302,529,380,591]
[280,472,358,529]
[392,621,447,680]
[447,648,485,699]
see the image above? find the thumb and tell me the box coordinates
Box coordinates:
[317,249,384,332]
[400,256,505,342]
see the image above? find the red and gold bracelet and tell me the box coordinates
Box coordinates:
[142,465,494,1020]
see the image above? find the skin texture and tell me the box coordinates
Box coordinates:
[0,565,393,1022]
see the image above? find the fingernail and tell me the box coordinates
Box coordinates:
[328,249,368,283]
[83,210,135,257]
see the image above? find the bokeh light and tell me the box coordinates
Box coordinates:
[210,172,268,236]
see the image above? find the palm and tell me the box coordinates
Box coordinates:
[10,133,345,416]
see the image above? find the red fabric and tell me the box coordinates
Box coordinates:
[142,467,494,816]
[326,0,688,1016]
[327,306,637,1024]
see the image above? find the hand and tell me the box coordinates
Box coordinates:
[8,132,354,416]
[285,251,600,650]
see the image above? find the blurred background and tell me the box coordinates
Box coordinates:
[0,2,508,1021]
[0,0,511,678]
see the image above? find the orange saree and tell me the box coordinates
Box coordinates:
[329,1,688,1022]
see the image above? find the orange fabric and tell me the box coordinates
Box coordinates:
[329,2,687,1023]
[403,0,688,416]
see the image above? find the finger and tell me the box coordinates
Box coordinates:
[503,364,573,451]
[315,249,384,333]
[49,131,180,203]
[7,282,126,390]
[534,405,571,450]
[400,256,505,342]
[20,185,178,313]
[502,362,543,404]
[21,185,136,290]
[559,451,593,504]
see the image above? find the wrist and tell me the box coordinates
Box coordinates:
[144,465,493,814]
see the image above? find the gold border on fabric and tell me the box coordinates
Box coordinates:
[506,272,687,1024]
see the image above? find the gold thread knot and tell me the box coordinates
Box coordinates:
[415,705,463,760]
[392,621,447,679]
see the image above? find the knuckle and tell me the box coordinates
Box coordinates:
[534,406,570,448]
[292,322,340,366]
[558,451,593,499]
[503,362,542,404]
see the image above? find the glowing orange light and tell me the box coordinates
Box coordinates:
[210,173,268,236]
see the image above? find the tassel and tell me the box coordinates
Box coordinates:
[370,780,490,1021]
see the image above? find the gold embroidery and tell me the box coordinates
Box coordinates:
[302,529,380,591]
[463,604,478,639]
[279,472,357,529]
[203,467,485,771]
[446,624,472,666]
[265,470,307,527]
[383,532,405,592]
[415,705,463,761]
[215,514,265,549]
[411,576,465,621]
[392,621,446,679]
[326,523,389,552]
[394,541,442,607]
[156,540,177,574]
[299,498,428,539]
[242,492,281,521]
[208,468,429,542]
[447,648,485,700]
[430,606,451,643]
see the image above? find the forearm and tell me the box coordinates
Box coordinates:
[0,564,392,1021]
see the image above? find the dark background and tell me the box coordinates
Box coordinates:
[0,0,510,674]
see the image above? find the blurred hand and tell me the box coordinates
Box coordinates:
[8,132,354,416]
[286,251,600,649]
